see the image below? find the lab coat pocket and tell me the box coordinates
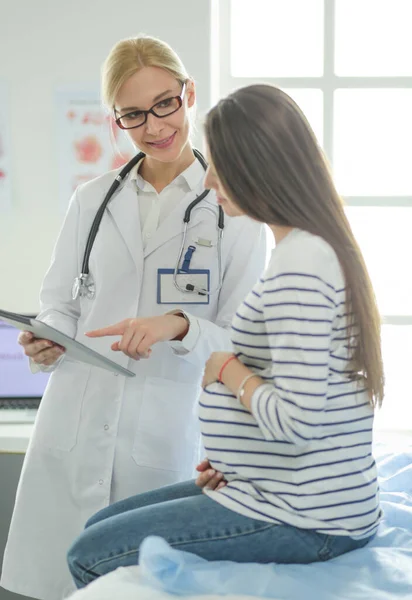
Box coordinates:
[32,358,91,453]
[132,377,201,474]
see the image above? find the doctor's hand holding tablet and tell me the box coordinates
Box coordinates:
[1,34,266,600]
[18,331,65,366]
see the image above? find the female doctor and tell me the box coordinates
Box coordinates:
[1,35,266,600]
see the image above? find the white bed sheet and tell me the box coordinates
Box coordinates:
[68,565,260,600]
[69,438,412,600]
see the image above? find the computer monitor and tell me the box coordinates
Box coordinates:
[0,316,50,400]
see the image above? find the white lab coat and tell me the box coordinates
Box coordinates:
[1,167,267,600]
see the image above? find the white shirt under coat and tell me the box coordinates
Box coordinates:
[132,157,206,352]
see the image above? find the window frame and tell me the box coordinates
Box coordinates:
[214,0,412,329]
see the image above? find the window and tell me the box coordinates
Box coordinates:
[215,0,412,431]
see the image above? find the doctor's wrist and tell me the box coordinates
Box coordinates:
[170,312,190,341]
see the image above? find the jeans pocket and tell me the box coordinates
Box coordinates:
[318,533,372,561]
[317,534,336,561]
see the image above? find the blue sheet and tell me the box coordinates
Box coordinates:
[138,442,412,599]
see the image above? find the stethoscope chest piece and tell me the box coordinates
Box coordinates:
[72,274,95,300]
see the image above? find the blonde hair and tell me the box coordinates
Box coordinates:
[102,35,190,109]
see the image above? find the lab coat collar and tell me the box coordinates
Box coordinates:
[106,160,214,264]
[179,158,206,191]
[129,155,205,193]
[143,184,216,259]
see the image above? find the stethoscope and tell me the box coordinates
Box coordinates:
[72,148,224,301]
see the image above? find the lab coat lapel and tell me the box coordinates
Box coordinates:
[142,189,210,259]
[106,184,143,273]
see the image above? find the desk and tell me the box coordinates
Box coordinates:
[0,425,33,454]
[0,425,35,599]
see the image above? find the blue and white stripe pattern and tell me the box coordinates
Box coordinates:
[200,229,381,538]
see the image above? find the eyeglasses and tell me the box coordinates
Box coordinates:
[115,82,186,130]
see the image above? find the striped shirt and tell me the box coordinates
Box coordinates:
[200,228,381,539]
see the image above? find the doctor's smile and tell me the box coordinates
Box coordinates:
[146,131,177,149]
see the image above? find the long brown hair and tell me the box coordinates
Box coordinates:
[205,85,384,407]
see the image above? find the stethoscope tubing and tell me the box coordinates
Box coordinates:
[73,149,224,300]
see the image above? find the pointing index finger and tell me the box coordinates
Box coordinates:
[85,323,125,338]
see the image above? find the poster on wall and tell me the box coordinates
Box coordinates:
[56,89,134,210]
[0,83,12,211]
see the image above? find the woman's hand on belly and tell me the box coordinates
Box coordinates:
[202,352,236,388]
[195,458,227,491]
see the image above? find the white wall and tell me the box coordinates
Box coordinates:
[0,0,212,312]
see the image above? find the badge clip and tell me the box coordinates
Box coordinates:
[181,245,196,272]
[195,238,213,248]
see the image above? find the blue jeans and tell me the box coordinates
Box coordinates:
[68,480,373,588]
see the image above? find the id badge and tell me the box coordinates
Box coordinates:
[157,269,210,304]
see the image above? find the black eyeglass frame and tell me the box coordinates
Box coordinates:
[114,82,187,130]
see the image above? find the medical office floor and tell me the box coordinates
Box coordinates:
[0,452,37,600]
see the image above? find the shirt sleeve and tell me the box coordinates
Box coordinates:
[29,190,83,373]
[250,265,337,446]
[166,310,200,354]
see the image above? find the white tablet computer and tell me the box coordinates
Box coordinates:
[0,309,135,378]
